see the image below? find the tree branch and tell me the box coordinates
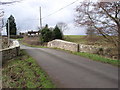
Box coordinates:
[100,5,119,24]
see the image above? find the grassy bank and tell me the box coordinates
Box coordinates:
[53,47,119,66]
[19,40,47,48]
[73,52,119,66]
[2,50,55,88]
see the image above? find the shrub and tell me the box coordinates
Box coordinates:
[40,24,53,43]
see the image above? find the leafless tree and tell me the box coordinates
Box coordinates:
[86,26,98,42]
[75,1,120,60]
[0,0,24,17]
[0,0,22,5]
[57,22,68,33]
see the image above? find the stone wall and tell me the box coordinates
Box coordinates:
[0,40,20,64]
[47,39,79,52]
[79,44,118,59]
[47,39,118,59]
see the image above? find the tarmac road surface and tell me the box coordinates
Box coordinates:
[21,44,118,88]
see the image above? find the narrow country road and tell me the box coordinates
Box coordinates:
[21,44,118,88]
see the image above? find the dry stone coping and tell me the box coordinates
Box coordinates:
[48,39,78,45]
[11,40,20,47]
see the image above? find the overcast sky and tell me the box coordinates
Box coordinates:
[1,0,87,35]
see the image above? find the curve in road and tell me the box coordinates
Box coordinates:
[21,44,118,88]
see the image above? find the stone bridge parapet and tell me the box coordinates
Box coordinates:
[47,39,118,59]
[0,40,20,64]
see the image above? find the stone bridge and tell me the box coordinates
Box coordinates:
[47,39,118,59]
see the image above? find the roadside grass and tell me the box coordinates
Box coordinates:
[53,47,119,67]
[21,41,47,48]
[17,38,23,41]
[73,52,119,66]
[2,50,55,88]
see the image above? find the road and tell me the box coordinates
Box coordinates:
[21,44,118,88]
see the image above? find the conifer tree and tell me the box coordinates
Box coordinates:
[53,25,63,40]
[6,15,17,35]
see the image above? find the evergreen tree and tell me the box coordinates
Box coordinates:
[6,15,17,35]
[40,24,52,43]
[53,25,63,40]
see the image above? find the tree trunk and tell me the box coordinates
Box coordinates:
[118,25,120,60]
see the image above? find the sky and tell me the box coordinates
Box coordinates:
[1,0,87,35]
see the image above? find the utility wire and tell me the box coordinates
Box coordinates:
[25,0,80,20]
[2,0,80,23]
[42,0,80,19]
[3,0,80,21]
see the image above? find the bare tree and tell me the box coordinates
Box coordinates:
[75,1,120,60]
[57,22,68,33]
[0,0,22,5]
[86,26,98,42]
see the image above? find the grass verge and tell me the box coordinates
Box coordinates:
[53,47,119,67]
[16,38,23,41]
[73,52,119,66]
[20,41,46,48]
[2,50,55,88]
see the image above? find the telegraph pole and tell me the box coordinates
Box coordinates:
[0,10,4,49]
[8,19,10,47]
[39,7,42,29]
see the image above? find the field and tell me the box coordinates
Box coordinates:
[64,35,87,44]
[64,35,116,48]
